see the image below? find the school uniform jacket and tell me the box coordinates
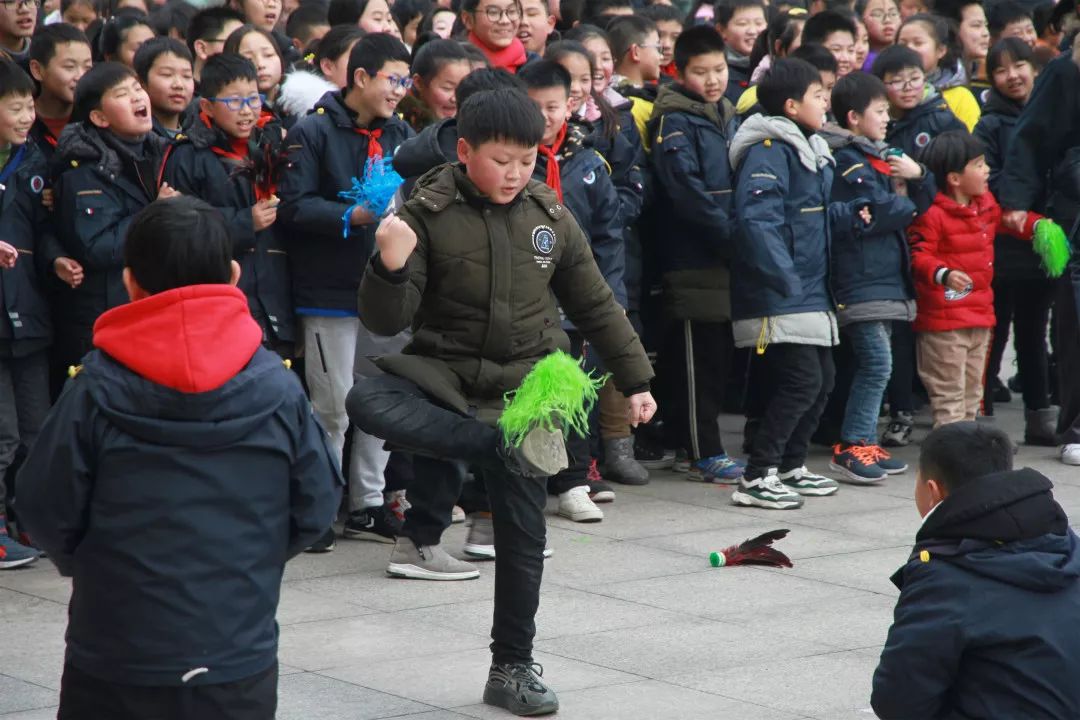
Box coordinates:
[886,88,967,160]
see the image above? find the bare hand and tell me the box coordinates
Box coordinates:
[157,183,182,200]
[945,270,973,292]
[627,391,657,427]
[858,205,873,226]
[41,188,54,211]
[375,214,417,271]
[888,153,923,180]
[54,257,84,288]
[0,240,16,268]
[350,205,375,227]
[1002,210,1028,235]
[252,198,278,232]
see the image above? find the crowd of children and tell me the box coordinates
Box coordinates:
[0,0,1079,714]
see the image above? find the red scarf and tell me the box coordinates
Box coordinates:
[201,111,275,201]
[468,32,528,73]
[354,127,383,160]
[865,152,893,176]
[537,122,568,201]
[661,62,678,78]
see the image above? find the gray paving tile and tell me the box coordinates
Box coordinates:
[287,569,500,613]
[0,708,59,720]
[282,534,394,582]
[276,586,379,626]
[788,505,922,546]
[322,647,639,709]
[0,675,58,715]
[539,538,704,590]
[0,567,71,604]
[631,522,902,561]
[775,547,911,596]
[545,492,764,540]
[275,672,433,719]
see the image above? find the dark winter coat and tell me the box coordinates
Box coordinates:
[391,116,458,199]
[647,84,737,321]
[16,284,342,688]
[51,124,174,334]
[974,89,1046,281]
[724,48,752,107]
[886,88,967,160]
[357,163,653,421]
[165,116,296,344]
[0,140,58,346]
[29,116,61,164]
[277,91,414,311]
[873,468,1080,720]
[827,134,933,308]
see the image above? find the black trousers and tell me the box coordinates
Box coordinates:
[886,320,917,414]
[985,277,1055,413]
[346,375,547,665]
[656,320,732,459]
[1056,263,1080,444]
[58,662,277,720]
[746,344,835,479]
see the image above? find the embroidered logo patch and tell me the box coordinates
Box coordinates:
[532,225,556,255]
[583,170,596,185]
[915,132,931,149]
[29,175,44,194]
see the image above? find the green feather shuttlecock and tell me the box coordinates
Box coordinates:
[499,351,609,447]
[1033,219,1072,279]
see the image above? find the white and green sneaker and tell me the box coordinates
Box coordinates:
[731,470,804,510]
[778,466,839,496]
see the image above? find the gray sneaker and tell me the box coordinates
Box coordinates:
[602,437,650,485]
[483,662,559,716]
[464,514,554,560]
[386,538,479,580]
[507,426,569,478]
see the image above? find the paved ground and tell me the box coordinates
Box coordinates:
[2,401,1077,720]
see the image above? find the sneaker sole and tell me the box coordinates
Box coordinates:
[686,472,740,485]
[464,545,555,560]
[879,465,908,475]
[303,543,335,554]
[483,685,559,716]
[0,555,39,570]
[386,562,480,581]
[828,462,886,485]
[558,509,603,522]
[671,462,690,473]
[341,528,397,544]
[590,491,616,503]
[730,490,803,510]
[783,484,839,496]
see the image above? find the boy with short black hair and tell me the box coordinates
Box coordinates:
[823,70,932,483]
[518,0,556,55]
[17,196,342,720]
[714,0,767,104]
[165,53,294,355]
[728,57,873,509]
[134,36,196,138]
[608,14,661,140]
[988,0,1037,48]
[0,57,53,570]
[346,86,654,715]
[278,33,414,552]
[186,5,245,84]
[872,421,1080,720]
[871,44,966,157]
[0,0,36,66]
[802,9,858,77]
[285,2,330,53]
[639,3,683,77]
[649,25,746,483]
[27,23,93,160]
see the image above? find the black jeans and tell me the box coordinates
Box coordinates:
[985,277,1054,413]
[58,662,277,720]
[746,344,835,479]
[346,374,547,665]
[886,320,917,415]
[656,320,732,459]
[1056,263,1080,444]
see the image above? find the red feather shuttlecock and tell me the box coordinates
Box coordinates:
[709,529,792,568]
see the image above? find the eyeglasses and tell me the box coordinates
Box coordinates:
[884,74,925,90]
[635,43,662,52]
[0,0,40,11]
[377,71,413,90]
[478,4,520,21]
[866,9,900,21]
[207,93,265,111]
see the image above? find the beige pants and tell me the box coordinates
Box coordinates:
[916,327,992,428]
[598,377,630,439]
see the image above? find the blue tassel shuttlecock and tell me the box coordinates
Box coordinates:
[338,156,404,237]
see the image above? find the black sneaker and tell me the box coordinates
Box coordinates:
[343,505,401,544]
[881,412,914,447]
[483,662,559,716]
[304,528,336,554]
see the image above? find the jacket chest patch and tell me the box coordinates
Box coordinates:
[915,132,931,148]
[29,175,43,194]
[532,224,556,269]
[583,170,596,185]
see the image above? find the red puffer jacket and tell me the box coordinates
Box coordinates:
[908,191,1036,333]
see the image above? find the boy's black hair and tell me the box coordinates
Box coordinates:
[673,25,725,71]
[346,32,411,90]
[133,36,192,83]
[606,14,656,61]
[639,4,685,25]
[328,0,378,26]
[931,0,980,25]
[757,56,821,116]
[582,0,632,26]
[459,41,489,66]
[411,37,469,80]
[61,0,100,15]
[801,9,856,45]
[457,87,544,147]
[186,6,244,55]
[517,58,571,93]
[986,35,1035,76]
[125,196,234,295]
[562,22,609,45]
[1032,2,1055,38]
[831,69,886,128]
[199,52,258,99]
[285,2,329,45]
[713,0,765,29]
[72,61,136,124]
[920,129,985,186]
[455,66,524,106]
[0,57,34,100]
[918,421,1014,492]
[29,24,92,69]
[392,0,433,35]
[790,42,838,74]
[310,25,364,71]
[99,12,155,61]
[988,0,1033,36]
[870,43,923,79]
[150,1,196,40]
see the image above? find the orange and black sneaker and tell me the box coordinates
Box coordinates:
[829,443,887,485]
[864,443,908,475]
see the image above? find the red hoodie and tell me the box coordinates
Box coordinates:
[93,285,262,393]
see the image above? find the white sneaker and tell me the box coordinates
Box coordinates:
[1062,444,1080,466]
[558,485,604,522]
[451,505,466,523]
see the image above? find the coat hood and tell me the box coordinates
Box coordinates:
[278,70,338,121]
[910,468,1080,593]
[928,60,968,91]
[982,87,1023,119]
[729,113,834,173]
[818,124,888,155]
[650,84,735,128]
[393,117,458,180]
[53,122,168,179]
